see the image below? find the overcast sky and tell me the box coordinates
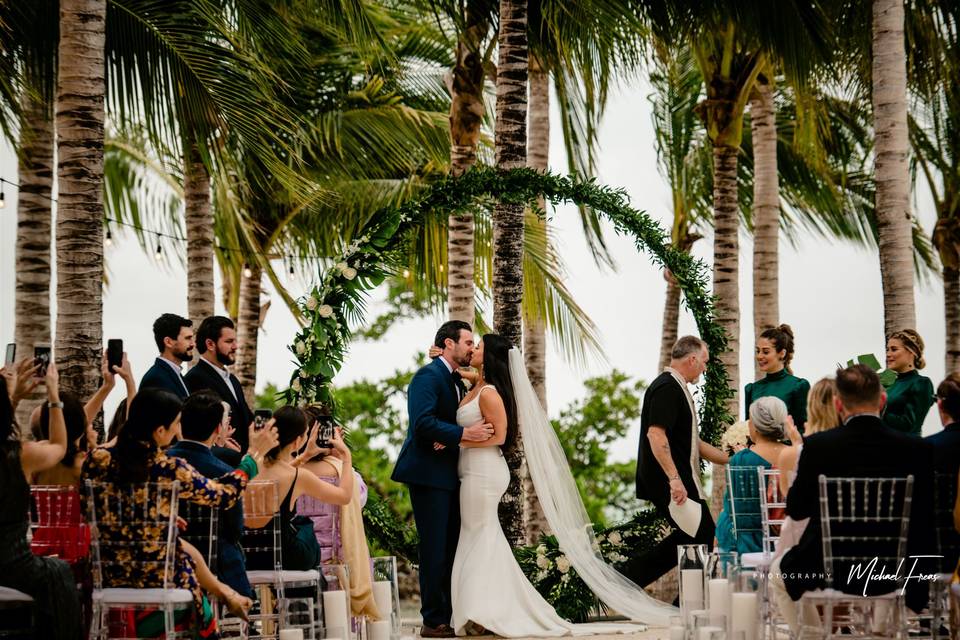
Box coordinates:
[0,77,946,461]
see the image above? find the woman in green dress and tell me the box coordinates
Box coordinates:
[745,324,811,433]
[883,329,935,436]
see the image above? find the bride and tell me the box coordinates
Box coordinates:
[445,334,675,637]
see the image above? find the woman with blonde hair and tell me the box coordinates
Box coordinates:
[777,378,840,495]
[883,329,935,436]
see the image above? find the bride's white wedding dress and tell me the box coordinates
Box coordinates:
[451,386,629,638]
[449,350,677,635]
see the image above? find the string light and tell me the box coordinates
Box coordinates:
[105,230,113,247]
[289,264,295,276]
[243,263,253,278]
[155,240,164,262]
[402,269,410,278]
[0,188,5,209]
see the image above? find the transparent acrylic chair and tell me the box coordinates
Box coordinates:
[242,480,320,640]
[799,475,914,640]
[85,480,195,640]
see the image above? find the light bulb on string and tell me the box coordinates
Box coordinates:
[289,263,295,276]
[243,263,253,278]
[155,242,164,262]
[402,269,410,278]
[105,230,113,247]
[0,188,6,209]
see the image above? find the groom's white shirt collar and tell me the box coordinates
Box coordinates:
[438,355,455,374]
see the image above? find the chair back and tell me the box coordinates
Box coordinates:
[241,480,282,572]
[933,470,960,574]
[818,475,913,595]
[29,485,90,563]
[296,476,342,563]
[758,468,786,556]
[178,500,219,571]
[84,480,181,591]
[725,465,764,541]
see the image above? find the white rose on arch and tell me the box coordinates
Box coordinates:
[342,267,357,280]
[318,305,334,318]
[291,378,302,392]
[335,261,349,274]
[295,341,306,355]
[555,555,570,574]
[305,295,318,311]
[299,369,309,379]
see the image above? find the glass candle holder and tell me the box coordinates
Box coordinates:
[372,556,401,636]
[678,544,708,625]
[729,574,761,640]
[692,611,727,640]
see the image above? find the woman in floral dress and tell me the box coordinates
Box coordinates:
[81,388,278,638]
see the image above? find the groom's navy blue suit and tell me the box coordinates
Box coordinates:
[392,357,466,628]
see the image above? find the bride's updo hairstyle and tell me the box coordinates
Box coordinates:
[481,334,519,451]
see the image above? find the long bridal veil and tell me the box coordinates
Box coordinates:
[507,349,677,626]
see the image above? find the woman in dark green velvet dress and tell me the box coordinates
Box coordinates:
[745,324,811,433]
[883,329,935,436]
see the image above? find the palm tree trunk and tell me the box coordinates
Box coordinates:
[185,143,215,331]
[15,90,54,427]
[872,0,916,335]
[522,56,549,544]
[712,143,740,516]
[235,262,262,408]
[658,271,682,371]
[493,0,528,546]
[750,79,779,378]
[55,0,106,399]
[446,6,488,323]
[945,265,960,373]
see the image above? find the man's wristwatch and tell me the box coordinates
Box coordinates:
[47,401,64,409]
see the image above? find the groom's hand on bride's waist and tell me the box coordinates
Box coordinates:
[462,421,495,442]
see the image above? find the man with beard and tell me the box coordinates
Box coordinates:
[185,316,254,453]
[392,321,493,638]
[140,313,194,400]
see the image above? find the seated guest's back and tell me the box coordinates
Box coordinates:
[780,364,935,612]
[245,406,355,571]
[31,392,89,486]
[716,398,788,554]
[167,391,253,598]
[924,373,960,572]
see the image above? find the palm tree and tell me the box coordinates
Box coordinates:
[872,0,916,335]
[491,0,529,546]
[55,0,107,399]
[750,69,779,366]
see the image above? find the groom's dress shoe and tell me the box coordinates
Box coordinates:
[421,624,456,638]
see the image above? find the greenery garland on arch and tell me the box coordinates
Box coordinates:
[284,164,734,444]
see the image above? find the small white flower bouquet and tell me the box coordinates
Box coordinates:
[720,420,750,454]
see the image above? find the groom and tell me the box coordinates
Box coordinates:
[392,320,494,638]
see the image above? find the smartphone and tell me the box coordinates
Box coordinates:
[107,339,123,371]
[254,409,272,431]
[33,344,51,378]
[315,414,335,449]
[4,343,14,366]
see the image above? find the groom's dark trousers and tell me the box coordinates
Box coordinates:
[392,357,466,629]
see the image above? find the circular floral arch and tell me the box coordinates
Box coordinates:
[284,166,734,443]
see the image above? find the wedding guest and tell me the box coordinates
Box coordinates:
[295,405,380,619]
[924,373,960,572]
[186,316,253,452]
[245,406,354,572]
[0,361,82,640]
[141,313,194,400]
[166,391,254,598]
[745,324,811,433]
[105,399,128,445]
[776,378,840,495]
[624,336,728,591]
[883,329,935,435]
[32,350,137,485]
[716,396,788,554]
[769,365,935,635]
[81,388,278,638]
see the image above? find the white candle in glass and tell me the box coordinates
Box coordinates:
[373,580,393,619]
[697,626,723,640]
[368,620,391,640]
[323,590,350,633]
[279,630,305,640]
[707,578,730,620]
[669,626,685,640]
[730,592,758,640]
[681,569,705,606]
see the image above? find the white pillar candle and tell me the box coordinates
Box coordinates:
[669,625,685,640]
[372,580,393,619]
[697,625,723,640]
[323,590,350,634]
[730,592,759,640]
[368,620,391,640]
[681,569,705,606]
[279,630,305,640]
[707,578,730,620]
